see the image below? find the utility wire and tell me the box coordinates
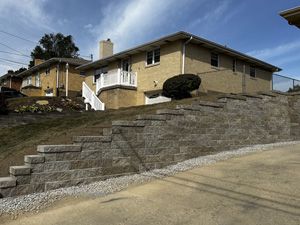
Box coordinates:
[0,30,37,44]
[0,57,28,66]
[0,50,31,58]
[0,41,30,57]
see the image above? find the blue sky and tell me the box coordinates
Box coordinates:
[0,0,299,80]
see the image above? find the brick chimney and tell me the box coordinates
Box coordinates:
[99,39,113,59]
[34,59,45,66]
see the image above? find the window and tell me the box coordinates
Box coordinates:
[25,76,32,85]
[146,48,160,65]
[93,66,108,83]
[211,53,219,67]
[250,66,256,77]
[232,59,236,72]
[35,73,40,87]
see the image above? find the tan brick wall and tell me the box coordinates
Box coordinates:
[131,40,182,105]
[185,43,272,93]
[99,88,137,109]
[21,63,84,97]
[21,87,43,96]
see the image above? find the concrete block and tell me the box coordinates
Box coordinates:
[112,157,131,167]
[14,175,31,185]
[112,120,146,127]
[10,166,31,176]
[70,160,102,170]
[73,136,112,143]
[24,155,45,164]
[0,177,16,188]
[43,161,71,172]
[136,114,167,121]
[37,145,81,153]
[156,109,184,115]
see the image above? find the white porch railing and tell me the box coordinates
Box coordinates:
[96,69,137,94]
[82,81,105,111]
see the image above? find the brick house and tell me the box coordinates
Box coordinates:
[17,58,90,97]
[78,31,281,110]
[0,73,22,91]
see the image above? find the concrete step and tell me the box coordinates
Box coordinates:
[0,177,16,188]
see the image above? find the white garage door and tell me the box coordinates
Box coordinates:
[145,93,171,105]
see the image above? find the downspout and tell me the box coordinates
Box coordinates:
[66,63,69,97]
[56,62,60,96]
[182,36,193,74]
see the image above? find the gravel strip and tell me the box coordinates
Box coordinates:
[1,141,299,216]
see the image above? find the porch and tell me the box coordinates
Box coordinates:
[95,69,137,94]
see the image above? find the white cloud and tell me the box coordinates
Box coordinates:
[0,0,53,75]
[187,1,231,31]
[57,18,69,26]
[0,0,52,30]
[247,40,300,60]
[88,0,184,59]
[84,24,93,29]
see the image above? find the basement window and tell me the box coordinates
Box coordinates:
[211,53,219,67]
[250,66,256,78]
[146,48,160,65]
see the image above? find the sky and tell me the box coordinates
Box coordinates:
[0,0,299,82]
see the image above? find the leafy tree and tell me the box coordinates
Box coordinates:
[162,74,201,99]
[7,67,27,75]
[29,33,79,67]
[288,84,300,93]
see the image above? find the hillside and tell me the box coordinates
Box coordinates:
[0,93,220,176]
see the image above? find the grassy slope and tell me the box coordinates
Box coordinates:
[0,94,219,176]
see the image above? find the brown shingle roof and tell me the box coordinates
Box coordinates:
[17,57,91,77]
[77,31,281,72]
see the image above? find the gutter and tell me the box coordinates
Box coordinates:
[182,36,193,74]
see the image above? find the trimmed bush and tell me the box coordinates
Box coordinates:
[162,74,201,99]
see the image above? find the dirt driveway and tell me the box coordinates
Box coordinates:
[2,144,300,225]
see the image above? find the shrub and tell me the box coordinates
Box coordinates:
[162,74,201,99]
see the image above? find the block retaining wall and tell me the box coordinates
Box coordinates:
[1,92,300,198]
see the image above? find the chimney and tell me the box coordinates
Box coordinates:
[34,59,45,66]
[99,39,113,59]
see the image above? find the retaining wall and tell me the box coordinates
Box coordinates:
[0,92,299,198]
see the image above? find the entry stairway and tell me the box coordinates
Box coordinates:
[82,82,105,111]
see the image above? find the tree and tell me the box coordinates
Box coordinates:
[162,74,201,99]
[7,67,27,74]
[29,33,79,67]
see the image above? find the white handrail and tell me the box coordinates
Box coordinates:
[82,82,105,111]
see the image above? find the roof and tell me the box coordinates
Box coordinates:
[17,57,91,77]
[280,6,300,28]
[0,73,17,82]
[77,31,281,72]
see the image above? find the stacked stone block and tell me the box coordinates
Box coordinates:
[0,92,298,198]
